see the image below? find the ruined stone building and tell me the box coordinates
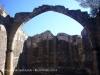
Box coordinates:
[13,30,82,75]
[0,4,100,75]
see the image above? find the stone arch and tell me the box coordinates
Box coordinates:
[8,5,89,50]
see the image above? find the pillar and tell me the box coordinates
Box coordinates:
[5,50,13,75]
[77,37,83,68]
[46,36,49,67]
[54,36,57,68]
[69,35,72,67]
[93,51,99,75]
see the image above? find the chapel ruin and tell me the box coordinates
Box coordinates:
[0,5,100,75]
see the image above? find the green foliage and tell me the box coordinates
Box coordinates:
[76,0,100,17]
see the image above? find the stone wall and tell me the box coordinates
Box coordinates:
[0,6,11,29]
[0,24,7,74]
[20,30,82,74]
[13,27,28,70]
[0,6,8,18]
[81,28,98,74]
[0,6,11,75]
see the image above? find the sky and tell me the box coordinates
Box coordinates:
[0,0,90,36]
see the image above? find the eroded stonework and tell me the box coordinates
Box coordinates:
[0,24,7,74]
[81,28,98,75]
[13,27,28,70]
[13,30,82,75]
[0,4,100,75]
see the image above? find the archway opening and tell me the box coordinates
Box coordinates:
[12,10,84,74]
[22,11,83,36]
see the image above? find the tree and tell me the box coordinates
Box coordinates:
[76,0,100,17]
